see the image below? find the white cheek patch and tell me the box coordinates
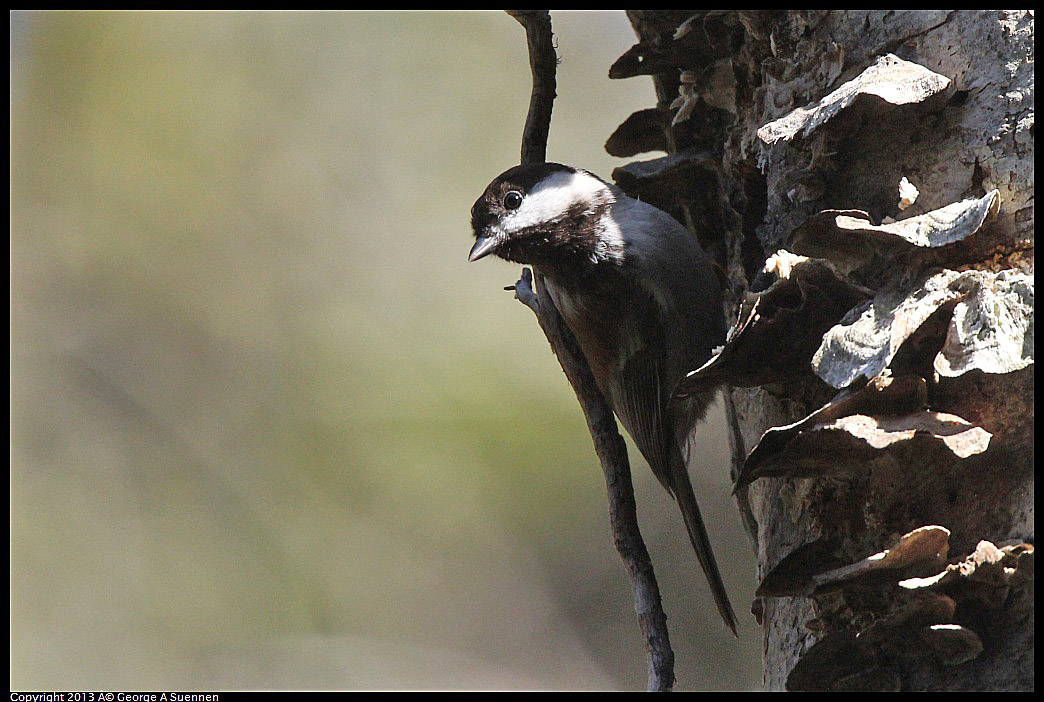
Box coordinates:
[594,213,625,262]
[502,170,610,234]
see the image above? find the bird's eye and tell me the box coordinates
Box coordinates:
[503,191,523,210]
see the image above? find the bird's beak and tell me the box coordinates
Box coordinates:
[468,234,499,262]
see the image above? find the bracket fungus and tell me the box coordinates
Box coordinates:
[791,190,1000,272]
[813,267,1032,389]
[604,107,671,158]
[676,252,871,397]
[775,531,1032,691]
[611,152,721,213]
[757,54,953,148]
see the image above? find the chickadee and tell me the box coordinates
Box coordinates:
[469,162,736,633]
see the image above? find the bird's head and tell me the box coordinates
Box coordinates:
[468,162,621,266]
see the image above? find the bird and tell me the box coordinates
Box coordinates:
[468,162,736,634]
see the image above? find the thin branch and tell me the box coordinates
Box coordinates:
[505,11,676,692]
[506,10,557,165]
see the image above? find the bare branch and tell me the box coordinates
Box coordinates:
[506,10,557,165]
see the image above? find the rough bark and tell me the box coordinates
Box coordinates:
[611,10,1033,691]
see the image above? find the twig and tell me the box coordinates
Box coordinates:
[505,10,557,165]
[505,11,676,692]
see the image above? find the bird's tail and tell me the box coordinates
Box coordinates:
[670,448,738,635]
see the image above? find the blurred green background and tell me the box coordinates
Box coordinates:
[10,10,760,691]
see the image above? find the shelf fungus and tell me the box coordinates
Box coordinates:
[812,267,1032,390]
[609,36,727,81]
[737,405,991,491]
[604,108,671,158]
[608,41,680,80]
[755,538,846,598]
[791,190,1000,270]
[810,526,951,591]
[934,268,1034,378]
[760,526,956,614]
[610,13,738,80]
[675,252,870,397]
[899,540,1035,610]
[736,371,927,490]
[779,531,1032,690]
[611,152,720,213]
[760,526,953,598]
[757,53,953,147]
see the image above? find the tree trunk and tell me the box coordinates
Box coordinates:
[609,10,1033,691]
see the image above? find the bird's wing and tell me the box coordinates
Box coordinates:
[606,346,674,493]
